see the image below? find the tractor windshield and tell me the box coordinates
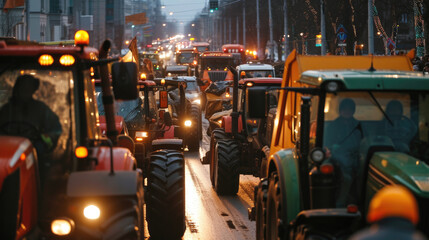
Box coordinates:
[0,69,72,156]
[321,91,429,207]
[202,58,234,70]
[96,86,146,130]
[177,52,196,64]
[240,70,274,78]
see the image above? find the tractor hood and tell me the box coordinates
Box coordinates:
[370,152,429,197]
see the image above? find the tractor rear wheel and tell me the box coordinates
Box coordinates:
[204,128,227,165]
[147,150,185,239]
[212,140,240,195]
[188,105,201,151]
[266,172,288,240]
[256,178,268,240]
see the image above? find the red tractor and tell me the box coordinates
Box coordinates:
[0,32,184,240]
[205,67,282,195]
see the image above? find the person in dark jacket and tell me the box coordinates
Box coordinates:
[324,98,362,207]
[382,100,417,153]
[349,185,427,240]
[0,74,62,154]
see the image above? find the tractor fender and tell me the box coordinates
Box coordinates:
[161,125,175,139]
[267,148,301,224]
[67,170,143,197]
[222,115,243,133]
[94,147,136,171]
[0,136,38,239]
[151,138,183,152]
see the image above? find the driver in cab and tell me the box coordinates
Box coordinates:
[0,74,62,154]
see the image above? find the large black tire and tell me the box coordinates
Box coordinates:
[255,178,268,240]
[212,140,240,195]
[147,150,185,239]
[187,105,201,151]
[205,128,227,165]
[102,194,145,240]
[266,172,288,240]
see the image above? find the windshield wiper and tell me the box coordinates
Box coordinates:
[367,91,393,126]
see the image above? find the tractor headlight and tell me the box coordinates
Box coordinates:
[192,98,201,105]
[51,218,74,236]
[184,120,192,127]
[310,148,325,164]
[83,205,101,220]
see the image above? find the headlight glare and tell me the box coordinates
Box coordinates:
[51,218,74,236]
[184,120,192,127]
[83,205,100,220]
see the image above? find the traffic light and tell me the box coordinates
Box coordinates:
[209,0,218,12]
[315,34,322,47]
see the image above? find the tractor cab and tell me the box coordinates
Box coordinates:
[0,31,145,239]
[248,69,429,239]
[154,76,201,151]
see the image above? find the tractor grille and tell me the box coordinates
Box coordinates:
[208,71,227,82]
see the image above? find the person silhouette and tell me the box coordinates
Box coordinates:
[0,74,62,154]
[325,98,362,207]
[349,185,427,240]
[382,100,417,153]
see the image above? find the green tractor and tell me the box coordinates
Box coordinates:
[248,69,429,239]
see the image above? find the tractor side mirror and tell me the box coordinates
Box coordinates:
[159,90,168,108]
[246,87,267,119]
[111,62,138,100]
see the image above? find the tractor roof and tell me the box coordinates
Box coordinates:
[299,70,429,90]
[237,63,275,71]
[0,40,98,60]
[200,52,233,58]
[239,77,282,86]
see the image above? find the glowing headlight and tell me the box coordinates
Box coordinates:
[184,120,192,127]
[218,119,222,124]
[135,131,149,141]
[83,205,100,220]
[192,99,201,105]
[51,218,74,236]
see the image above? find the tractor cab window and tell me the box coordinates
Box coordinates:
[96,86,146,129]
[0,69,73,173]
[240,70,274,78]
[322,91,428,208]
[177,52,195,64]
[202,58,234,70]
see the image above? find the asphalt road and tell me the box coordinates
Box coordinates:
[182,117,259,240]
[145,115,259,239]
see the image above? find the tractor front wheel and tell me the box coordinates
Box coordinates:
[147,149,185,239]
[212,140,240,195]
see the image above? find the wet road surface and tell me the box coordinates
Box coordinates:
[145,116,259,239]
[182,117,258,240]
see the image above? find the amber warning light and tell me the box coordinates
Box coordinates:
[74,30,89,46]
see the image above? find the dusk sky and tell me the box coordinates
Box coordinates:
[161,0,206,30]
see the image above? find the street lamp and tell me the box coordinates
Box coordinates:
[162,23,166,27]
[192,23,195,27]
[169,12,173,16]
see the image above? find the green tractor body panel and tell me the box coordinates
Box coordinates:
[368,152,429,198]
[300,70,429,90]
[269,149,301,223]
